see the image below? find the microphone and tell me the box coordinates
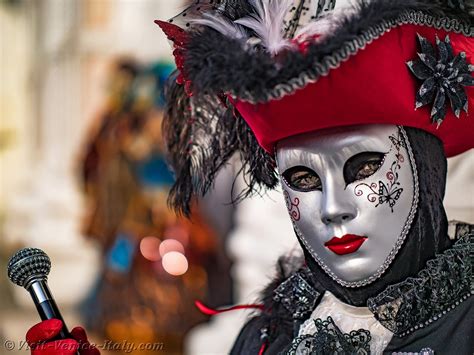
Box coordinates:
[7,248,71,339]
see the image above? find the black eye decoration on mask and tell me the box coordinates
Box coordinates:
[344,152,386,185]
[282,166,322,192]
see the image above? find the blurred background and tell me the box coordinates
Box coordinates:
[0,0,472,354]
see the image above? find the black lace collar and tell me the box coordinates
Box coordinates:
[288,316,371,355]
[367,233,473,337]
[273,267,321,321]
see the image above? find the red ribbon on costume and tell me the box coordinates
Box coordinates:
[194,300,264,316]
[195,301,267,353]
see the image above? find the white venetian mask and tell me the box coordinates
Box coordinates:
[276,125,419,287]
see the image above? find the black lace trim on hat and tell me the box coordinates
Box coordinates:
[283,0,336,38]
[367,233,473,337]
[288,316,371,355]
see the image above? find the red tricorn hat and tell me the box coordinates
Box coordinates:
[233,25,473,157]
[156,0,473,212]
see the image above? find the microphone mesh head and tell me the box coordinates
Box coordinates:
[7,248,51,288]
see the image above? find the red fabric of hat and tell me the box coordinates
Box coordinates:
[233,24,474,157]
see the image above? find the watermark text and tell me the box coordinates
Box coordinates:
[3,339,164,353]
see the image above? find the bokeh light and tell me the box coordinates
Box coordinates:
[139,236,162,261]
[158,239,185,257]
[162,251,188,276]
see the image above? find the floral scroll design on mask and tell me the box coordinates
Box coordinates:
[354,132,406,213]
[284,190,301,221]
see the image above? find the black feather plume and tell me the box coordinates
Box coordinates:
[163,71,278,215]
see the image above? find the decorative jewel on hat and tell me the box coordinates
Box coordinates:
[407,34,474,127]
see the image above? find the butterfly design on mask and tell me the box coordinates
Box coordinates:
[375,180,404,212]
[354,132,405,213]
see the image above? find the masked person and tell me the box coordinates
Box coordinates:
[25,0,473,354]
[155,0,473,353]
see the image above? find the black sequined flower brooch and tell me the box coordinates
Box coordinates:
[407,34,474,126]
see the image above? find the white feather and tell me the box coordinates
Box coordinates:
[294,4,357,43]
[294,16,335,43]
[190,12,247,40]
[234,0,294,55]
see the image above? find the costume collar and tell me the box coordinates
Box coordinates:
[367,233,473,337]
[273,230,473,337]
[273,267,321,321]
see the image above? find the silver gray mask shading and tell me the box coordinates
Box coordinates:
[276,125,419,287]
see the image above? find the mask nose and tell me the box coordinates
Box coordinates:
[321,211,356,225]
[320,184,357,225]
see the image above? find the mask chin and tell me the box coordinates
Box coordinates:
[276,125,419,287]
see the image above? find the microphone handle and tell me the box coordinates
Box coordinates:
[28,280,71,339]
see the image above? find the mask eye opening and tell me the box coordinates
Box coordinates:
[343,151,386,186]
[281,165,322,192]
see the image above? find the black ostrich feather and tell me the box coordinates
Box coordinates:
[163,71,278,215]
